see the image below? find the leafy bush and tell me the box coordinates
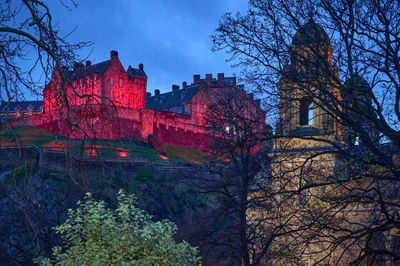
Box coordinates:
[36,190,200,265]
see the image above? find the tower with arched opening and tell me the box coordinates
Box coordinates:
[276,17,343,150]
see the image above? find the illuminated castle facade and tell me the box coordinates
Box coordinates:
[43,51,147,112]
[6,50,266,150]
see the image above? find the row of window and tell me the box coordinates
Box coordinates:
[196,103,207,113]
[75,77,125,89]
[110,78,124,87]
[3,108,41,117]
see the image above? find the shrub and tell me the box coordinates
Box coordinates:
[36,190,200,265]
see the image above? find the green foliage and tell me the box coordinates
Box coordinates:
[136,168,154,182]
[0,125,57,146]
[36,190,201,265]
[162,145,210,164]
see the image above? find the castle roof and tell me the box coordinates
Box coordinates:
[70,60,111,81]
[60,60,147,82]
[292,18,330,47]
[87,60,111,76]
[127,66,147,79]
[0,100,43,113]
[146,85,199,111]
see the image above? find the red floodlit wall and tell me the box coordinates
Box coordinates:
[13,51,268,152]
[186,84,266,129]
[43,51,147,114]
[153,123,214,149]
[10,105,218,150]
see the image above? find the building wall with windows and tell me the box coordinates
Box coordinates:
[6,50,266,151]
[0,100,43,120]
[43,50,147,113]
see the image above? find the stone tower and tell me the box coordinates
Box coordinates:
[276,17,343,150]
[266,19,352,265]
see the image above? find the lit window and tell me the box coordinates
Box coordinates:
[119,79,122,87]
[29,108,33,115]
[94,76,97,86]
[225,126,230,133]
[204,105,207,113]
[197,103,200,112]
[110,78,114,86]
[16,108,21,117]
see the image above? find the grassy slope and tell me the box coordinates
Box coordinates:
[162,144,211,164]
[0,126,213,164]
[0,125,57,146]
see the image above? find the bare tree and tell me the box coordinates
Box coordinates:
[213,0,400,264]
[189,88,276,266]
[0,0,114,142]
[0,0,89,104]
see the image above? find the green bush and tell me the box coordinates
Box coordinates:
[36,190,201,265]
[136,168,154,182]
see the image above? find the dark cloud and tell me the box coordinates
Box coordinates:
[47,0,248,94]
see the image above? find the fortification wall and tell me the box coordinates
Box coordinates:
[8,105,216,149]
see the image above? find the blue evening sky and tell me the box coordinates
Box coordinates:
[47,0,248,95]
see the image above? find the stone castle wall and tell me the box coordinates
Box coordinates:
[10,105,216,150]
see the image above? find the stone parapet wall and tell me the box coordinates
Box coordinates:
[0,145,194,179]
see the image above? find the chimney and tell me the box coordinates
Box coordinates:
[146,92,151,97]
[155,89,160,96]
[248,93,254,100]
[206,74,212,85]
[217,73,224,83]
[232,77,237,85]
[193,74,200,84]
[172,84,180,91]
[86,60,91,67]
[139,63,144,71]
[182,81,187,89]
[110,50,118,62]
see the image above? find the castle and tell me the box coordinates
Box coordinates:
[0,16,399,265]
[0,50,266,151]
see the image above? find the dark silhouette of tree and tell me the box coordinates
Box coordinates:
[213,0,400,264]
[0,0,110,140]
[0,0,90,105]
[191,87,275,265]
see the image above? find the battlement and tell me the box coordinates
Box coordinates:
[189,73,236,86]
